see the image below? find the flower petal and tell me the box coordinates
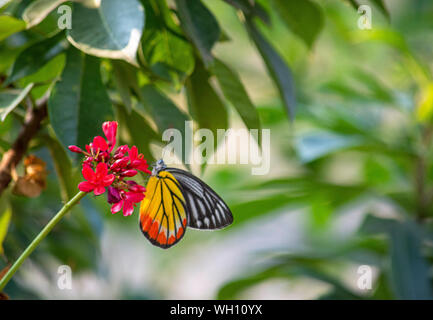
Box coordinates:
[93,136,108,152]
[122,201,134,216]
[78,181,94,192]
[93,186,106,196]
[111,200,123,214]
[125,191,145,203]
[102,174,115,186]
[102,121,118,152]
[82,164,95,181]
[95,162,108,180]
[128,146,138,161]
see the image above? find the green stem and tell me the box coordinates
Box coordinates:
[0,191,87,292]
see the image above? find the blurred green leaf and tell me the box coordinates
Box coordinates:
[44,132,76,201]
[211,59,261,144]
[0,198,11,255]
[0,82,33,121]
[111,60,140,113]
[246,19,296,119]
[67,0,144,65]
[22,0,68,28]
[223,0,270,24]
[389,221,433,299]
[271,0,324,48]
[141,0,194,83]
[416,82,433,122]
[370,0,390,20]
[296,131,363,163]
[218,258,361,299]
[175,0,220,66]
[0,15,25,41]
[230,193,303,227]
[48,47,114,149]
[137,85,190,163]
[186,60,228,147]
[6,32,67,85]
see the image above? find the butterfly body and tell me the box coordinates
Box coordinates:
[139,160,233,249]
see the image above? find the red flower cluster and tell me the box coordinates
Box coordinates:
[68,121,151,216]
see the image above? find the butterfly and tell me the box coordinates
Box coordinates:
[139,159,233,249]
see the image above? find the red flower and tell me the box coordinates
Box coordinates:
[68,121,151,217]
[111,189,145,217]
[102,121,117,152]
[78,163,115,195]
[128,146,151,174]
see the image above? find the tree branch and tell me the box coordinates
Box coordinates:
[0,103,47,197]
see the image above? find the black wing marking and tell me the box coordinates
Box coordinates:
[165,167,233,230]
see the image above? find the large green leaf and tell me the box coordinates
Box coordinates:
[211,59,261,144]
[48,47,114,149]
[0,83,33,121]
[271,0,324,48]
[138,85,189,136]
[141,0,194,83]
[175,0,220,66]
[22,0,68,28]
[246,19,296,119]
[6,32,67,84]
[186,60,228,145]
[67,0,145,65]
[0,15,25,41]
[389,222,433,299]
[111,60,140,113]
[137,85,190,163]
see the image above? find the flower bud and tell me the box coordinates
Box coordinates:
[68,145,82,153]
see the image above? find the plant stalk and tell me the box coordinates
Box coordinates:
[0,191,87,292]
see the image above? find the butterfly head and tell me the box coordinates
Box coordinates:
[152,159,167,176]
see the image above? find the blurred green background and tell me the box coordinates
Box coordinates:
[1,0,433,299]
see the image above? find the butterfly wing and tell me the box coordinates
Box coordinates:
[139,171,188,249]
[166,168,233,230]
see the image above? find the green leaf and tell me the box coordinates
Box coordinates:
[175,0,220,66]
[0,197,11,255]
[111,60,139,113]
[223,0,269,24]
[0,83,33,121]
[6,32,67,84]
[246,19,296,119]
[271,0,324,48]
[22,0,68,28]
[389,221,433,299]
[370,0,390,20]
[44,131,76,201]
[115,104,159,163]
[67,0,145,65]
[186,60,228,145]
[141,0,195,83]
[0,15,25,41]
[211,59,261,144]
[48,47,114,149]
[296,131,363,163]
[137,85,190,163]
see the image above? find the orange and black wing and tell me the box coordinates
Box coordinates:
[139,171,188,249]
